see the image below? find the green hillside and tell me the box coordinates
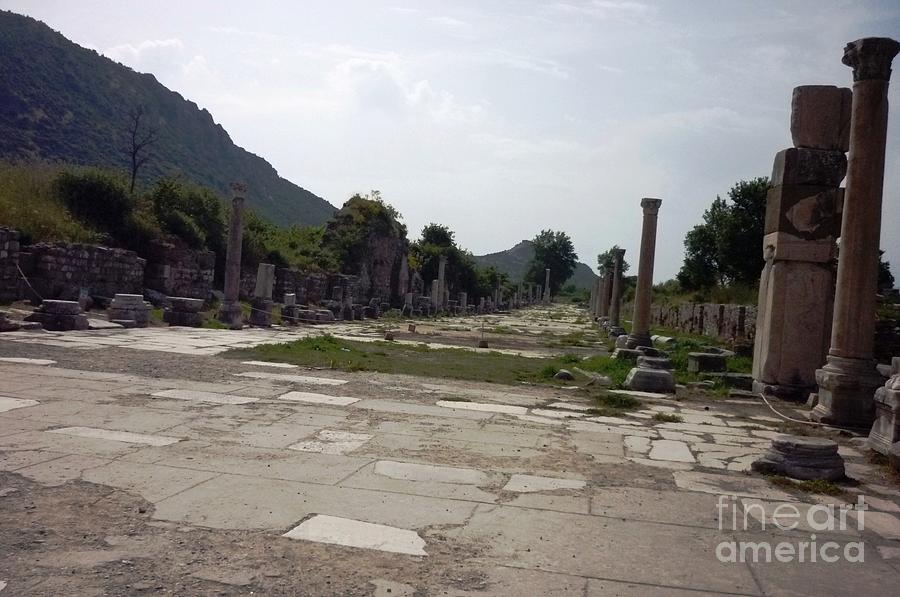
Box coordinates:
[0,10,335,226]
[473,240,598,290]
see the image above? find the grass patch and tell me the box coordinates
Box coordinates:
[577,355,635,388]
[227,335,610,386]
[768,476,844,496]
[652,412,683,423]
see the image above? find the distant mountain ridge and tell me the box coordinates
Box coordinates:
[473,240,598,290]
[0,10,335,226]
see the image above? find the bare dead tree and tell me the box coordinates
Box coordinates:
[126,105,158,194]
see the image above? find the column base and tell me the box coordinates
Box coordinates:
[249,298,273,327]
[810,355,883,427]
[626,332,652,349]
[752,379,816,401]
[868,386,900,455]
[218,301,244,330]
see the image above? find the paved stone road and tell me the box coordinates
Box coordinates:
[1,314,899,595]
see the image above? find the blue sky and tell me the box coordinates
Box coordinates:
[4,0,900,281]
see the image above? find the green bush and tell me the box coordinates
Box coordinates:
[52,169,133,231]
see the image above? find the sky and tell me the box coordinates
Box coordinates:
[4,0,900,281]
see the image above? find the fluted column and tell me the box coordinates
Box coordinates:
[627,198,662,348]
[813,37,900,426]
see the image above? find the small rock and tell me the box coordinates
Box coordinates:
[554,369,575,381]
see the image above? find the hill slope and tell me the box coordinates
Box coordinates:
[473,240,597,290]
[0,10,335,226]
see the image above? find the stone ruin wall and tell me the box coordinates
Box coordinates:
[17,242,145,301]
[0,228,21,302]
[143,240,215,300]
[622,301,758,343]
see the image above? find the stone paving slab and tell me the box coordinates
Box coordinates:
[0,397,39,413]
[82,461,220,502]
[152,473,477,530]
[283,514,428,556]
[46,427,181,447]
[151,389,259,405]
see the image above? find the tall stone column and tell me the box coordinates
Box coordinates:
[813,37,900,427]
[218,183,246,330]
[599,272,611,318]
[543,269,551,303]
[608,248,626,331]
[627,198,662,348]
[437,255,447,311]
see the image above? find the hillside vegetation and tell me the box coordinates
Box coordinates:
[0,10,334,226]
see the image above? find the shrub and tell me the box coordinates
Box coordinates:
[52,169,133,231]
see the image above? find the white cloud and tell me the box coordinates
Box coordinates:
[104,38,184,64]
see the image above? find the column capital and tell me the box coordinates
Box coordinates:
[614,248,626,260]
[230,181,247,195]
[842,37,900,82]
[640,197,663,214]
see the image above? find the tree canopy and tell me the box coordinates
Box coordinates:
[597,245,630,277]
[525,229,578,295]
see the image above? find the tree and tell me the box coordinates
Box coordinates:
[125,105,158,194]
[525,229,578,295]
[677,177,769,290]
[878,250,895,291]
[597,245,630,276]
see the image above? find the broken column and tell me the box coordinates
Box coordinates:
[598,272,611,318]
[458,292,467,315]
[812,37,900,427]
[608,248,626,336]
[249,263,275,327]
[752,85,849,398]
[543,269,551,303]
[218,184,246,330]
[437,255,447,312]
[627,198,662,349]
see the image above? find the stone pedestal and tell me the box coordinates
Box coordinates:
[812,37,900,426]
[869,370,900,454]
[625,367,675,393]
[218,186,246,330]
[25,300,89,331]
[688,352,727,373]
[249,263,275,327]
[164,296,204,327]
[107,293,152,327]
[627,198,662,349]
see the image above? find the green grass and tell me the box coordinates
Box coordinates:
[227,335,611,386]
[577,354,638,388]
[768,476,844,495]
[652,412,684,423]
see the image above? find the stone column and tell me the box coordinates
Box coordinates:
[753,85,849,399]
[218,183,246,330]
[437,255,447,311]
[543,269,551,303]
[249,263,275,326]
[608,249,626,332]
[627,198,662,349]
[598,273,611,318]
[813,37,900,427]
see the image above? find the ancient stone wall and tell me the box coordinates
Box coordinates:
[143,241,215,300]
[0,228,21,302]
[18,243,145,301]
[624,302,758,342]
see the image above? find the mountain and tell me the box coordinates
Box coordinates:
[0,11,335,226]
[473,240,598,290]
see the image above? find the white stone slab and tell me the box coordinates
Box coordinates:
[241,361,299,369]
[283,514,427,556]
[46,426,180,447]
[0,358,56,366]
[373,461,488,485]
[503,474,585,493]
[609,389,671,399]
[0,397,39,413]
[279,391,359,406]
[235,372,348,386]
[514,414,565,426]
[288,430,372,455]
[624,436,651,454]
[648,440,695,463]
[436,400,527,415]
[850,510,900,540]
[151,389,258,405]
[530,408,586,419]
[673,471,794,501]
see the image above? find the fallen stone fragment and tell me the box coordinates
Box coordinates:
[283,515,427,556]
[751,434,845,480]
